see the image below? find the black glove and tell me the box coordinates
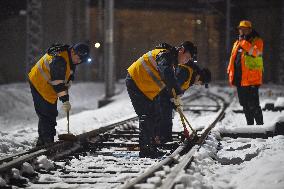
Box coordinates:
[59,94,69,102]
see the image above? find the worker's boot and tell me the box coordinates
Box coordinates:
[36,137,44,147]
[139,145,164,158]
[243,107,254,125]
[254,106,264,125]
[36,136,54,147]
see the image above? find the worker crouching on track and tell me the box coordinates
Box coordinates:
[158,41,212,143]
[126,41,195,158]
[28,43,91,146]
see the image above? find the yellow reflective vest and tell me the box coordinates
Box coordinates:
[28,51,71,104]
[178,64,194,91]
[127,49,167,100]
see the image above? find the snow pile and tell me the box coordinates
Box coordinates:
[37,155,54,170]
[22,162,35,174]
[175,133,284,189]
[275,97,284,107]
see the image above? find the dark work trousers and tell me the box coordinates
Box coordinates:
[237,86,263,125]
[125,74,160,149]
[29,82,58,144]
[157,89,173,143]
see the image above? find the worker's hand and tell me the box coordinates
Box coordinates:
[62,101,71,113]
[171,95,182,108]
[66,81,72,89]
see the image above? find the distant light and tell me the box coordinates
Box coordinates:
[194,60,197,63]
[19,10,27,16]
[87,58,92,63]
[196,19,202,25]
[94,43,101,48]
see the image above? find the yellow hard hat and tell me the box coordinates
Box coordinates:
[238,20,252,28]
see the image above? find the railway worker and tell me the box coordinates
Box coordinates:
[227,20,264,125]
[158,43,211,143]
[28,43,91,146]
[125,41,194,158]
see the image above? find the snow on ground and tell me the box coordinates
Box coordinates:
[0,81,135,157]
[0,82,284,188]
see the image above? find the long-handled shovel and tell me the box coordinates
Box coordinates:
[58,111,77,141]
[172,89,197,139]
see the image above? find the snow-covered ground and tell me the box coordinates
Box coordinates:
[0,82,284,188]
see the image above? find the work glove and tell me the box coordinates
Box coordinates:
[66,80,72,89]
[170,95,182,109]
[62,101,71,113]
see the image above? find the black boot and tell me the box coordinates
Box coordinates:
[254,106,264,125]
[36,136,54,147]
[139,145,165,158]
[243,107,254,125]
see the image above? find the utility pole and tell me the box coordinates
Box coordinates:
[97,0,104,80]
[26,0,43,74]
[98,0,115,107]
[104,0,115,98]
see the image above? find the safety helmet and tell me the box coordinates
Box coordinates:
[72,43,91,63]
[199,68,211,85]
[238,20,252,28]
[180,41,197,57]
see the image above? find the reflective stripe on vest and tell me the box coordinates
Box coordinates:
[245,39,264,71]
[139,51,165,89]
[36,55,52,84]
[248,46,262,56]
[36,54,70,86]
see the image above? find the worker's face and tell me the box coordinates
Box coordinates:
[71,49,82,64]
[238,27,252,36]
[178,48,191,65]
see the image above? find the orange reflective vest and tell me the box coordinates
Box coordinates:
[127,49,167,100]
[227,37,263,86]
[28,51,71,104]
[178,64,194,91]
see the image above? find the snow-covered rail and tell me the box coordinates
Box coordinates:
[0,91,228,188]
[121,92,228,189]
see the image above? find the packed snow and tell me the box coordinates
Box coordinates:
[0,82,284,188]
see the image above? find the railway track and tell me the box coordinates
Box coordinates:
[0,91,229,188]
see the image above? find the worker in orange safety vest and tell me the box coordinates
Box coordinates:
[227,20,264,125]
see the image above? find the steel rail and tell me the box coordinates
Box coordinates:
[0,91,209,188]
[120,92,228,189]
[159,93,228,189]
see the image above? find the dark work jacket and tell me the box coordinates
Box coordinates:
[49,49,76,102]
[155,48,182,97]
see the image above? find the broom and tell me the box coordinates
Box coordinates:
[58,111,77,141]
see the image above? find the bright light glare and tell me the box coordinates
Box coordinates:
[87,58,92,62]
[95,43,101,48]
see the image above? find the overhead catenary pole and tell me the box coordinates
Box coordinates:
[26,0,43,75]
[104,0,115,98]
